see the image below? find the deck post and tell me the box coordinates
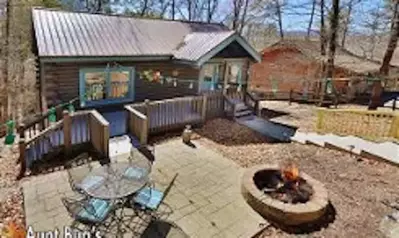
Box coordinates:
[102,123,109,159]
[144,99,150,130]
[63,110,72,155]
[17,138,26,179]
[202,94,207,122]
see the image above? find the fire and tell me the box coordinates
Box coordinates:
[1,222,26,238]
[282,163,299,182]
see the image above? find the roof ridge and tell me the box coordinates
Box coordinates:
[32,7,229,29]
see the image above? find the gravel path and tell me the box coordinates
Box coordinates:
[194,118,399,238]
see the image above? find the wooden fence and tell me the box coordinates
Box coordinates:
[126,93,225,145]
[316,108,399,141]
[18,110,109,178]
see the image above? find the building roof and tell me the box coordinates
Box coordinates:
[32,8,260,65]
[263,39,395,74]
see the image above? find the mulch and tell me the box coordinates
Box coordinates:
[194,118,399,238]
[0,142,25,231]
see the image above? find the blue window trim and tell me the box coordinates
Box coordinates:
[79,67,135,107]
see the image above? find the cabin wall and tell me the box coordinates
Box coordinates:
[41,60,200,108]
[249,48,357,94]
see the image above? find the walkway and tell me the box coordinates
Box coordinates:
[291,132,399,166]
[23,138,266,237]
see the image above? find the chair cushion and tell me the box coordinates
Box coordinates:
[77,176,104,190]
[78,198,111,222]
[134,187,164,210]
[124,167,147,180]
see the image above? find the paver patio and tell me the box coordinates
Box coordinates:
[22,138,266,238]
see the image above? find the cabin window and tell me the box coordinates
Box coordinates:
[200,63,223,91]
[226,62,244,85]
[79,67,134,107]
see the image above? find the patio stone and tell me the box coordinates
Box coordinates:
[23,138,266,237]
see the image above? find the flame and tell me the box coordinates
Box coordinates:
[282,163,299,182]
[1,222,26,238]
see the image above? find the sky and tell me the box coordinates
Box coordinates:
[281,0,385,32]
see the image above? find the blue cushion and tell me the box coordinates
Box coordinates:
[78,198,111,222]
[78,176,104,190]
[134,187,164,210]
[124,167,146,180]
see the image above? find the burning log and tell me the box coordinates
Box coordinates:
[264,163,314,204]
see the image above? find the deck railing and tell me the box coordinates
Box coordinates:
[126,93,226,145]
[125,106,148,145]
[18,110,109,178]
[316,108,399,141]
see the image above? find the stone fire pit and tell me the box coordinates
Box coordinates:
[241,164,329,226]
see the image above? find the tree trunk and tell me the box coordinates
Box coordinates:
[141,0,149,16]
[341,0,353,48]
[326,0,340,79]
[276,0,284,39]
[172,0,175,20]
[239,0,249,34]
[207,0,211,22]
[380,1,399,76]
[320,0,326,56]
[232,0,242,31]
[307,0,316,39]
[188,0,192,20]
[5,0,11,118]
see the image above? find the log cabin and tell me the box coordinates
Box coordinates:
[32,8,261,113]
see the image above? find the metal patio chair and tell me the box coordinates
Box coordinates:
[65,160,102,197]
[62,196,116,235]
[130,173,178,220]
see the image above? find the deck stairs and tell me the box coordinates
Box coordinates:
[228,98,297,142]
[291,132,399,166]
[234,102,254,118]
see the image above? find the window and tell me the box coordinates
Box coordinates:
[226,63,243,84]
[110,71,130,98]
[80,67,134,107]
[84,72,107,101]
[200,63,223,91]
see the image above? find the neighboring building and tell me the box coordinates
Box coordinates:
[32,8,260,111]
[249,39,398,96]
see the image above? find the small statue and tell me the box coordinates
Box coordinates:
[182,125,192,144]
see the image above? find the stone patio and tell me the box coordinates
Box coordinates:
[22,138,266,237]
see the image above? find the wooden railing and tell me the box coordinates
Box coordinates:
[19,98,79,140]
[18,110,109,178]
[316,108,399,141]
[126,94,226,145]
[201,91,225,119]
[125,105,148,145]
[89,111,109,158]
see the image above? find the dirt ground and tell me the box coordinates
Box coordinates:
[0,141,25,231]
[193,107,399,238]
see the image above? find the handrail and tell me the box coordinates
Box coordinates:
[125,105,148,145]
[18,109,110,179]
[125,105,146,120]
[25,121,63,145]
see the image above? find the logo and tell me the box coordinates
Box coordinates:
[1,222,26,238]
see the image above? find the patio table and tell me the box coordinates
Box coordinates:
[80,159,152,236]
[82,160,151,200]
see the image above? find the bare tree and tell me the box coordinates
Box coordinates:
[307,0,316,39]
[326,0,340,79]
[232,0,243,30]
[238,0,249,33]
[320,0,327,56]
[275,0,283,39]
[380,1,399,76]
